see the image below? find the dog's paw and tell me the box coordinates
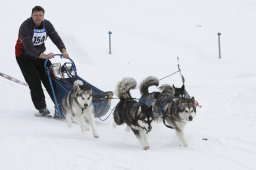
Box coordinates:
[85,127,90,131]
[179,143,188,147]
[181,140,188,147]
[113,122,117,128]
[143,146,149,150]
[93,134,99,138]
[125,125,131,132]
[84,124,90,131]
[92,130,99,138]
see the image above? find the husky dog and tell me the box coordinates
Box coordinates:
[162,97,196,147]
[140,76,196,147]
[62,80,99,138]
[113,77,153,150]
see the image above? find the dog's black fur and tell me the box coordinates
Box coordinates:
[113,77,153,150]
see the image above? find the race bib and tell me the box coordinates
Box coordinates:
[32,27,47,46]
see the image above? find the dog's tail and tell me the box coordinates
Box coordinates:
[139,76,159,95]
[116,77,137,99]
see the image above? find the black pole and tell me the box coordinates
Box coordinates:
[217,32,221,59]
[108,31,112,54]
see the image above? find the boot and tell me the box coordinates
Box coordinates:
[38,108,50,116]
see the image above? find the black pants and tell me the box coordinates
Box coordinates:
[16,56,55,110]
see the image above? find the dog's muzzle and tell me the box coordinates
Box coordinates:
[84,103,88,109]
[147,124,152,132]
[188,116,193,121]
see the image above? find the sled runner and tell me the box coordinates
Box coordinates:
[44,54,113,118]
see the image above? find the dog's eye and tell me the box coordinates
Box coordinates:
[87,97,90,100]
[185,110,188,113]
[81,97,85,100]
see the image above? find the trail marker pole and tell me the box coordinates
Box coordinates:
[217,32,221,59]
[108,31,112,54]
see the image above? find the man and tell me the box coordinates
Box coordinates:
[15,6,69,115]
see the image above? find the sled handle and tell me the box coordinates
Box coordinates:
[44,54,75,69]
[53,54,75,63]
[54,53,64,58]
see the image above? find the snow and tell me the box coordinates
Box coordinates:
[1,0,256,169]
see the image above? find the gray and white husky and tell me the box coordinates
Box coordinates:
[113,77,153,150]
[140,76,196,147]
[62,80,99,138]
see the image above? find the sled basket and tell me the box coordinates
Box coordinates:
[44,54,113,118]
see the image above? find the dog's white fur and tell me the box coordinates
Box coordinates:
[139,76,196,147]
[62,80,99,138]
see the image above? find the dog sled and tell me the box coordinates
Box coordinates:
[44,54,113,118]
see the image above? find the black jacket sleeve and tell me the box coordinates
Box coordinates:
[45,20,66,52]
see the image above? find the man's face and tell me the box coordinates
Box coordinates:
[32,11,44,26]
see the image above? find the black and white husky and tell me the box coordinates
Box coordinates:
[140,76,196,147]
[113,77,153,150]
[62,80,99,138]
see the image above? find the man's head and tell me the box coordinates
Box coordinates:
[31,6,45,26]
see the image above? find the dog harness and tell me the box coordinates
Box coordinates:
[117,99,153,133]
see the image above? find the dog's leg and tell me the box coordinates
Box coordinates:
[112,121,117,128]
[87,111,99,138]
[133,129,149,150]
[174,122,188,147]
[140,130,149,150]
[125,125,131,132]
[83,117,91,131]
[176,129,188,147]
[132,129,143,149]
[79,115,87,133]
[65,113,72,128]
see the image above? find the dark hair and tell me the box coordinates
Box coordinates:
[32,6,45,14]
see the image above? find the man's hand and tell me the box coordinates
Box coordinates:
[61,48,69,58]
[39,53,55,59]
[62,51,69,58]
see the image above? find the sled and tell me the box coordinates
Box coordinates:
[44,54,113,118]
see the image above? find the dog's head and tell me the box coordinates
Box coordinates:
[177,97,196,121]
[136,105,154,132]
[173,84,185,97]
[73,80,93,109]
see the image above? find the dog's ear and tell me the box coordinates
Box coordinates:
[78,84,83,90]
[191,96,195,102]
[191,97,196,113]
[73,80,83,88]
[181,84,185,90]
